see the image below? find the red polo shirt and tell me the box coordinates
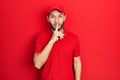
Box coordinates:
[34,29,80,80]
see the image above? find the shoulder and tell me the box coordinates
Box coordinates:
[65,31,80,45]
[38,29,51,35]
[37,29,51,37]
[36,29,52,40]
[66,31,79,40]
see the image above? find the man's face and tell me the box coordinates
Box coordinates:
[47,10,66,30]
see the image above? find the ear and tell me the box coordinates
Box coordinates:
[47,16,49,22]
[64,15,66,21]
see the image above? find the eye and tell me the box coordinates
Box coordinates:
[49,15,55,18]
[49,14,55,18]
[59,15,63,18]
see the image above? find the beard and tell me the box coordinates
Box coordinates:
[49,22,64,31]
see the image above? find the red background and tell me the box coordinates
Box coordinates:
[0,0,120,80]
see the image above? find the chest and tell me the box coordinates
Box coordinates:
[52,37,76,59]
[42,34,76,58]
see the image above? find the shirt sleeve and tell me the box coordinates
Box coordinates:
[34,34,44,54]
[73,37,80,57]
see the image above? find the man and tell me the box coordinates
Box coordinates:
[33,5,81,80]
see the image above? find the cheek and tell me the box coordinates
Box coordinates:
[49,19,55,24]
[59,18,64,23]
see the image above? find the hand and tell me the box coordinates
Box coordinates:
[50,23,64,43]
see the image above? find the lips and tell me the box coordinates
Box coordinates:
[53,24,60,27]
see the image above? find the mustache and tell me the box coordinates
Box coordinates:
[49,22,64,31]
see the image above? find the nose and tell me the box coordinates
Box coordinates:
[55,18,59,27]
[55,17,59,23]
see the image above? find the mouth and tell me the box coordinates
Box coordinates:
[53,24,61,27]
[49,22,64,31]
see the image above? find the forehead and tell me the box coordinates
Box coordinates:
[49,9,64,15]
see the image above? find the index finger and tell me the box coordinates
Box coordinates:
[55,23,59,31]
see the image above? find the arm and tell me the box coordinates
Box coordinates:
[34,40,55,69]
[74,56,82,80]
[33,23,64,69]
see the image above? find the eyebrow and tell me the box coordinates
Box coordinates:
[59,13,64,15]
[49,14,54,16]
[49,13,64,16]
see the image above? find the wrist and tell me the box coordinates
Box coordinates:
[49,40,55,44]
